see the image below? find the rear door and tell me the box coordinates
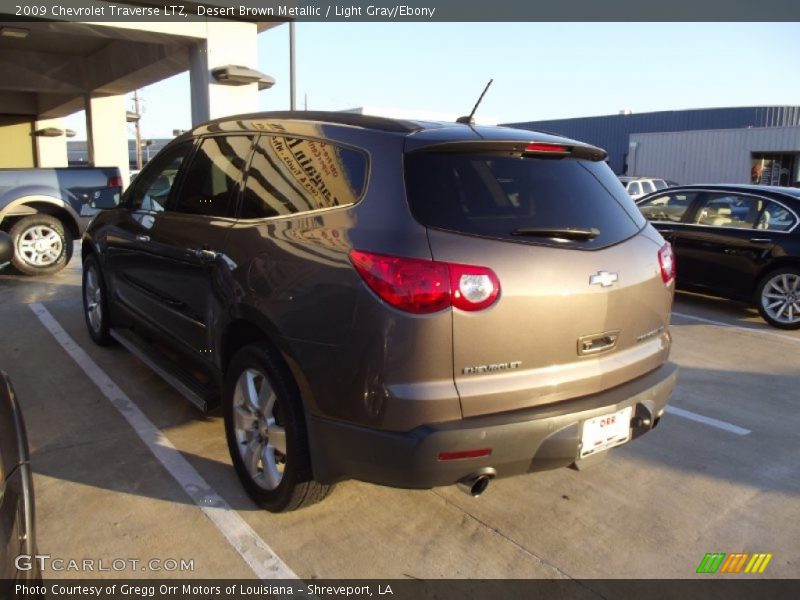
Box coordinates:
[405,148,673,417]
[674,192,781,298]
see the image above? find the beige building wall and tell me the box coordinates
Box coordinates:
[0,116,35,168]
[34,118,69,168]
[85,94,131,186]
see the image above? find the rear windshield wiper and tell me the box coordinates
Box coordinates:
[510,227,600,240]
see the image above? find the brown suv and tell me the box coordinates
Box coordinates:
[81,112,677,512]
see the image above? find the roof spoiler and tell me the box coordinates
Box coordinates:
[407,140,607,161]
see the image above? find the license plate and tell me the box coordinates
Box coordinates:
[580,406,633,458]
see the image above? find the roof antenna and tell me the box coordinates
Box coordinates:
[457,79,493,125]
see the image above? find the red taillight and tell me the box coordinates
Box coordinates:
[658,243,675,285]
[524,143,569,154]
[348,250,501,314]
[348,250,450,313]
[108,176,123,188]
[438,448,492,461]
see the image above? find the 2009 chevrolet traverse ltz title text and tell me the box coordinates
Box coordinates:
[82,112,677,512]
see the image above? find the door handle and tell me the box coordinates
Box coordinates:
[136,235,150,242]
[749,238,773,243]
[190,248,219,262]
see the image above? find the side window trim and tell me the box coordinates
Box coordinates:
[756,197,799,233]
[125,140,196,212]
[237,133,370,221]
[683,191,799,232]
[166,134,253,218]
[637,191,699,224]
[161,137,200,213]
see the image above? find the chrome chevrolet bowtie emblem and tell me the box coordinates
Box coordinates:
[589,271,619,287]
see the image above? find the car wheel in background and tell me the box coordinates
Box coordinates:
[224,343,333,512]
[9,214,71,276]
[82,254,113,345]
[756,267,800,329]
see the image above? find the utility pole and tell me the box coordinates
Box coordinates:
[133,90,143,170]
[289,22,296,110]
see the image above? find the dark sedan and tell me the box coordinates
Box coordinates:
[0,372,37,590]
[637,184,800,329]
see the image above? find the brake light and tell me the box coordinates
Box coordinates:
[658,243,675,285]
[348,250,501,314]
[108,176,123,188]
[524,143,569,154]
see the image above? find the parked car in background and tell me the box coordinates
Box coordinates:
[637,184,800,329]
[0,372,37,588]
[83,112,677,512]
[620,176,670,200]
[0,167,122,275]
[0,231,11,270]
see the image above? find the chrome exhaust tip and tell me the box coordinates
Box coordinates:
[456,467,496,497]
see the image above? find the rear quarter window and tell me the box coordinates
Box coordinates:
[404,152,644,249]
[239,135,368,219]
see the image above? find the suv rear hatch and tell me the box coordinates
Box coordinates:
[404,141,673,417]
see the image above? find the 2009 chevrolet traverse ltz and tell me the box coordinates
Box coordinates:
[82,112,677,512]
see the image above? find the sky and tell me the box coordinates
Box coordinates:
[66,22,800,140]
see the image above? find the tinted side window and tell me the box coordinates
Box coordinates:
[239,135,368,219]
[638,192,697,223]
[129,142,192,212]
[628,182,641,196]
[641,180,654,194]
[405,153,642,250]
[693,193,762,229]
[170,136,253,218]
[759,201,797,232]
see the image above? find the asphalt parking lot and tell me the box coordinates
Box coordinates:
[1,247,798,581]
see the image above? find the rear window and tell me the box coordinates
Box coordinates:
[404,152,645,249]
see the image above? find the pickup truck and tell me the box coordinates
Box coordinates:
[0,167,121,275]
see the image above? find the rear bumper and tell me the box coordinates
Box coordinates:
[307,362,677,488]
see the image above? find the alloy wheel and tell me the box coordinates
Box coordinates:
[761,272,800,325]
[232,368,287,490]
[16,225,63,267]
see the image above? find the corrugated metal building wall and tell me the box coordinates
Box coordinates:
[629,126,800,184]
[504,106,800,174]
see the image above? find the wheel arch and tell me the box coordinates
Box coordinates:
[753,258,800,295]
[0,195,81,240]
[219,308,317,415]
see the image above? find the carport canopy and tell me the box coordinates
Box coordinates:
[0,1,281,182]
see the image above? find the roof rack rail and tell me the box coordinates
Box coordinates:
[201,110,423,133]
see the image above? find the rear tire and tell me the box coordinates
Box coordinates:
[224,343,333,512]
[82,255,113,345]
[9,214,71,276]
[755,267,800,329]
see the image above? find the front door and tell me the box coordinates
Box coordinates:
[107,135,253,357]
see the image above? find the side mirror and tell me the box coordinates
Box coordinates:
[90,188,120,210]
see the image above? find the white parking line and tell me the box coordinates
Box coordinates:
[672,311,800,345]
[29,303,297,580]
[665,406,752,436]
